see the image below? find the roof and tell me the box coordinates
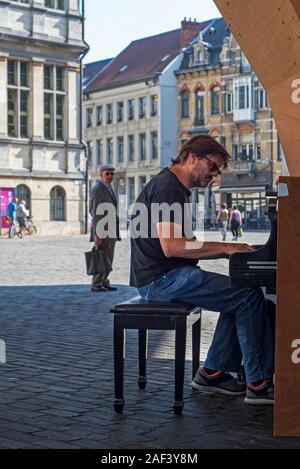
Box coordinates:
[85,20,213,93]
[178,17,230,71]
[83,58,113,89]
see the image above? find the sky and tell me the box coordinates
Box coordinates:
[84,0,221,63]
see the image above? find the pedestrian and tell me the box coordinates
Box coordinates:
[89,165,120,292]
[7,197,18,238]
[216,202,229,241]
[130,135,275,405]
[230,205,242,241]
[16,199,29,238]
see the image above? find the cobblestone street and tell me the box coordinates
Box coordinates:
[0,231,299,449]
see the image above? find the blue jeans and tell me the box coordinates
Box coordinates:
[138,266,275,383]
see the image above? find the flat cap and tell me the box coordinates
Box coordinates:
[100,164,115,172]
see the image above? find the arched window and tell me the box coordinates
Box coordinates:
[181,91,190,118]
[50,186,66,221]
[15,184,31,212]
[211,86,220,115]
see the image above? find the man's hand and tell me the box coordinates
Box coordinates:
[95,236,103,249]
[223,243,255,259]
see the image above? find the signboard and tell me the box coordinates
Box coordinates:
[0,188,15,229]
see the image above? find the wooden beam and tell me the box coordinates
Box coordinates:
[214,0,300,175]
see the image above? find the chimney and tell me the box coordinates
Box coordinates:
[181,18,203,48]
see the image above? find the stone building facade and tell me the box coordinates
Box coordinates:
[176,18,283,229]
[0,0,87,235]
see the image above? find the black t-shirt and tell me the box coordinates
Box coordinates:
[130,168,198,288]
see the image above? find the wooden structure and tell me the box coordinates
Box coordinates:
[214,0,300,436]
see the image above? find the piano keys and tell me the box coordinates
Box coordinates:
[229,192,277,294]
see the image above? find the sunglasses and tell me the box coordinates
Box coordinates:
[201,156,222,175]
[104,172,114,176]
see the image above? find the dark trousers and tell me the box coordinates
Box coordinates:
[92,238,116,287]
[231,221,240,239]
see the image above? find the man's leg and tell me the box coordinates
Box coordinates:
[102,239,116,288]
[146,266,274,383]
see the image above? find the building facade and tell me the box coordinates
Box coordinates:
[0,0,87,235]
[176,18,283,229]
[84,19,214,211]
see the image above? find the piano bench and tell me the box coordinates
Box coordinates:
[111,296,202,415]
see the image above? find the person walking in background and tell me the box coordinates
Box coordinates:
[7,197,18,238]
[216,202,229,241]
[89,164,120,292]
[16,199,29,238]
[230,205,242,241]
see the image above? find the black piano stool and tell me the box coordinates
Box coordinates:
[111,296,202,415]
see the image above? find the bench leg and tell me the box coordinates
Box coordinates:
[114,315,126,413]
[174,317,187,415]
[138,329,148,390]
[192,315,201,379]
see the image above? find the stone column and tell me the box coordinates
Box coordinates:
[67,64,80,144]
[31,58,45,141]
[0,54,8,138]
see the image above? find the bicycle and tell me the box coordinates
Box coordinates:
[27,217,37,236]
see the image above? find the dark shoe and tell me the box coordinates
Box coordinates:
[192,368,246,395]
[91,286,108,292]
[244,380,274,405]
[103,285,118,291]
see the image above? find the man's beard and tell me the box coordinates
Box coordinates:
[195,175,213,188]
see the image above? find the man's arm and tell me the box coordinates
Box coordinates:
[157,222,254,260]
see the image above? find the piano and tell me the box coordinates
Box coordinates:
[229,192,277,294]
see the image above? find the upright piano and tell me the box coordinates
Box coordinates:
[229,192,277,294]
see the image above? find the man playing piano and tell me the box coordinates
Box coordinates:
[130,135,275,405]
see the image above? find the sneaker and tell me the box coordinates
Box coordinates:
[244,380,274,405]
[91,286,108,292]
[191,368,247,396]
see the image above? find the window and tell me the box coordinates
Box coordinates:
[258,89,268,109]
[139,97,147,119]
[195,92,204,125]
[229,50,236,65]
[117,136,124,163]
[181,91,190,118]
[128,178,135,206]
[44,65,65,141]
[7,60,30,138]
[50,186,66,221]
[211,87,220,115]
[117,102,124,122]
[106,104,113,124]
[96,106,102,126]
[226,92,233,113]
[150,95,158,116]
[234,79,252,110]
[256,143,261,161]
[106,138,113,164]
[86,108,93,128]
[139,133,146,161]
[150,131,158,160]
[139,176,147,193]
[44,0,65,10]
[128,99,135,121]
[15,184,31,212]
[87,141,93,167]
[128,135,135,162]
[96,139,103,166]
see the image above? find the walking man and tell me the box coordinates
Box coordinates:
[89,165,120,292]
[7,197,18,238]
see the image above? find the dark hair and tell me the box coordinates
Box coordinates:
[232,205,237,210]
[172,135,230,168]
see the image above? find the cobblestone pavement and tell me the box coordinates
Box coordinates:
[0,231,299,449]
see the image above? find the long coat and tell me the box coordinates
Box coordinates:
[89,181,120,242]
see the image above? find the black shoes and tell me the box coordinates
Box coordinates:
[91,284,118,292]
[104,285,118,291]
[91,286,108,292]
